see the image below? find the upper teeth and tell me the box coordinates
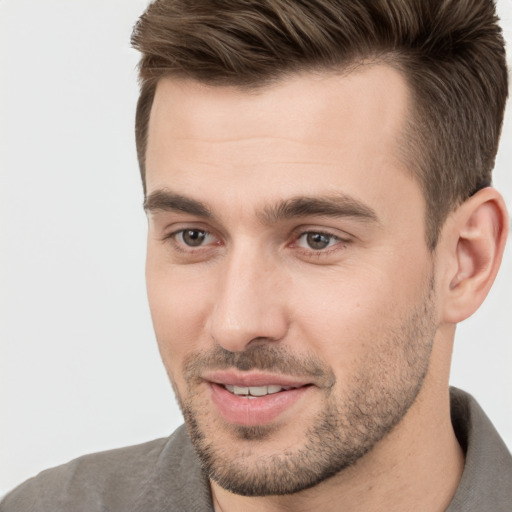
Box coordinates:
[225,384,292,396]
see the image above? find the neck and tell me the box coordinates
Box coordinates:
[211,377,464,512]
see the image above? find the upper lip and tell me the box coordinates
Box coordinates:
[203,370,312,388]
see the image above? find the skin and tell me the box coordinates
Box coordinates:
[144,65,508,512]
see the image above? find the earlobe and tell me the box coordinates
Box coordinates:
[441,187,509,324]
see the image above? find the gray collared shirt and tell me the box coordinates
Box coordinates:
[2,388,511,511]
[447,388,512,510]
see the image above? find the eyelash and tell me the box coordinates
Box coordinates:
[294,231,344,252]
[164,228,349,257]
[165,229,218,253]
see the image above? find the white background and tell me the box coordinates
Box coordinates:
[1,0,511,495]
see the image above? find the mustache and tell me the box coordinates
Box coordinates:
[183,344,335,387]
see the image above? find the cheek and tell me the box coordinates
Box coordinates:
[145,255,213,374]
[289,262,427,363]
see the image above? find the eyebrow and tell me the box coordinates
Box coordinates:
[259,194,379,225]
[144,190,212,218]
[144,189,378,225]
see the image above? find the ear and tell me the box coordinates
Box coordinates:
[439,187,509,324]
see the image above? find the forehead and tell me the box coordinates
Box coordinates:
[145,65,418,218]
[147,64,410,150]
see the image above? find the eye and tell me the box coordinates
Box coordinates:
[297,231,341,250]
[175,229,216,247]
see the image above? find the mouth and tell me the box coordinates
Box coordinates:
[204,372,314,426]
[223,383,301,398]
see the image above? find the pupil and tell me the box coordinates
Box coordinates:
[307,233,330,249]
[183,230,205,246]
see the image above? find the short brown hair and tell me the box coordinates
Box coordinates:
[131,0,508,248]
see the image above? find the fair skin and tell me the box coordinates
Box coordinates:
[144,65,508,512]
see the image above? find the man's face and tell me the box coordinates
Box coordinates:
[144,65,439,495]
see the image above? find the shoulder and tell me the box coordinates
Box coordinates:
[448,387,512,511]
[0,425,211,512]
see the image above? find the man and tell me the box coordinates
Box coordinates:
[2,0,511,510]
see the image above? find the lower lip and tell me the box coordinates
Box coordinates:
[209,383,310,426]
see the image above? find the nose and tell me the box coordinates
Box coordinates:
[207,246,289,353]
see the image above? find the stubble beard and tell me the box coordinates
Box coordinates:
[171,280,437,496]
